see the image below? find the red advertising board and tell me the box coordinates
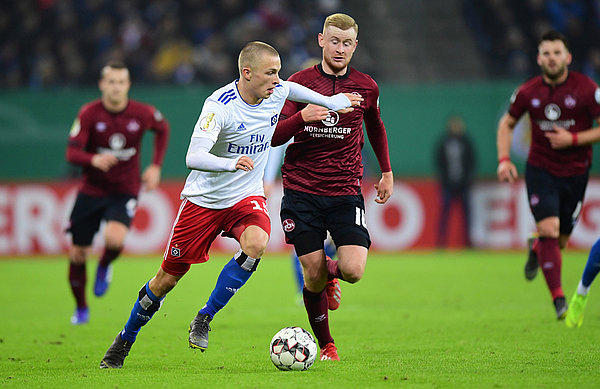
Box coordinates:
[2,179,600,256]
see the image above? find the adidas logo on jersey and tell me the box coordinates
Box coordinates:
[237,123,246,131]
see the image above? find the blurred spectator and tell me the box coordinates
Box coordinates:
[2,0,347,88]
[434,115,476,248]
[463,0,599,79]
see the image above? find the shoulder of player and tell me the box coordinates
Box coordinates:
[126,99,158,116]
[207,82,239,108]
[288,65,318,81]
[348,67,377,85]
[516,76,544,96]
[344,68,379,99]
[285,66,321,87]
[567,71,598,88]
[79,99,103,116]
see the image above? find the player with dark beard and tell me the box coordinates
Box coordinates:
[497,30,600,319]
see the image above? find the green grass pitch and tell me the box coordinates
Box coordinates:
[1,250,599,388]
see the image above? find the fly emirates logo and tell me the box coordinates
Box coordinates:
[227,133,270,155]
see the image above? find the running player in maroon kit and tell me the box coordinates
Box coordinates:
[497,31,600,319]
[272,13,393,360]
[65,60,170,324]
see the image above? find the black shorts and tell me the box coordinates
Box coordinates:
[279,188,371,256]
[67,192,138,246]
[525,163,588,235]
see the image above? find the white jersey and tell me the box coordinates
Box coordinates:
[181,80,291,208]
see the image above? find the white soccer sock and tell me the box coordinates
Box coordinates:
[577,280,590,296]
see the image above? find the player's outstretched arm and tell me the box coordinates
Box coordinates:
[91,153,119,172]
[142,164,161,191]
[186,137,239,172]
[285,81,361,111]
[337,93,362,114]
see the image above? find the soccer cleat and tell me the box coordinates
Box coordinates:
[189,312,212,351]
[326,278,341,311]
[320,342,340,361]
[70,307,89,325]
[565,291,589,328]
[94,263,113,297]
[553,296,568,320]
[99,333,133,369]
[525,234,539,281]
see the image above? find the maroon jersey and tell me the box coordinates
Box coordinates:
[508,71,600,176]
[66,99,170,196]
[274,64,391,196]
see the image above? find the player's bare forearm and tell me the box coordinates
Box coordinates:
[91,153,119,172]
[496,113,518,183]
[300,104,330,122]
[496,113,515,160]
[374,171,393,204]
[142,164,161,191]
[547,123,600,149]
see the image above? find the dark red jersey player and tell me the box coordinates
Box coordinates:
[497,31,600,320]
[67,99,169,196]
[65,60,170,325]
[272,13,393,361]
[273,63,390,195]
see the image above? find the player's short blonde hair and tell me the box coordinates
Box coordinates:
[238,41,280,74]
[323,13,358,36]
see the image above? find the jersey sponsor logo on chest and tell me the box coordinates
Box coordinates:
[227,133,270,155]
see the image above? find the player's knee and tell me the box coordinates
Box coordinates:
[105,222,128,248]
[69,247,87,264]
[241,236,268,259]
[105,236,125,251]
[342,268,364,284]
[537,220,559,238]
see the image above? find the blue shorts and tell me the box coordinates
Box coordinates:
[67,192,138,246]
[525,163,588,235]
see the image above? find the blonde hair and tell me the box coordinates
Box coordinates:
[323,13,358,36]
[238,41,279,74]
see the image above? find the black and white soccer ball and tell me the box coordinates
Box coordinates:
[269,326,317,371]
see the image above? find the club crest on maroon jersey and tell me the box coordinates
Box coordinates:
[282,219,295,232]
[322,111,339,126]
[544,104,560,121]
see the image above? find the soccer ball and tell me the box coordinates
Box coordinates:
[269,326,317,371]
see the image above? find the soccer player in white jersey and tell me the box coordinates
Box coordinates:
[99,41,362,369]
